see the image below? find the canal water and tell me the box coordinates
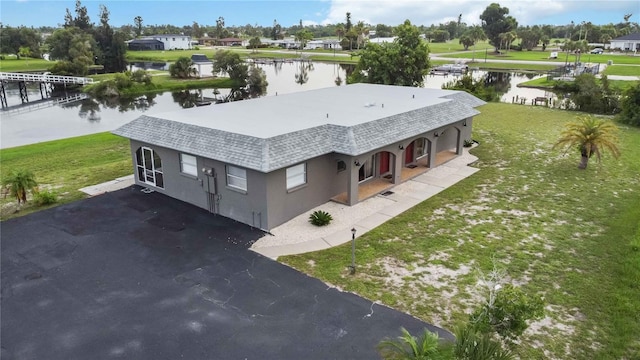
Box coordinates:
[1,62,552,149]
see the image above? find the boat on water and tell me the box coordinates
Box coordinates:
[429,63,469,75]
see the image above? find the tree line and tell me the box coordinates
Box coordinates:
[3,1,638,59]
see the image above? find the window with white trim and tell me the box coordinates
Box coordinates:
[286,163,306,190]
[226,165,247,191]
[180,153,197,176]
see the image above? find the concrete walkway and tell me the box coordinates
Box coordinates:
[79,148,480,260]
[79,175,135,196]
[251,148,480,259]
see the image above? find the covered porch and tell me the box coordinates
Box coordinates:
[331,122,466,206]
[331,149,459,205]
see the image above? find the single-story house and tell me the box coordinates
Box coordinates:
[609,33,640,51]
[112,84,485,230]
[368,37,397,44]
[217,37,245,46]
[305,39,342,50]
[128,34,192,51]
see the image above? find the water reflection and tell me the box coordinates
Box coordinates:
[484,72,512,95]
[61,93,159,119]
[295,61,314,85]
[2,62,554,148]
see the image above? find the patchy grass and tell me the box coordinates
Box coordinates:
[603,65,640,77]
[0,132,131,220]
[281,103,640,359]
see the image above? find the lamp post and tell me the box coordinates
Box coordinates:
[350,228,357,274]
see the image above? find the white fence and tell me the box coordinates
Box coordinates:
[0,72,94,85]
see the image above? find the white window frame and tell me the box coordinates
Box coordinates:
[135,146,164,189]
[286,163,307,190]
[180,153,198,177]
[226,165,247,192]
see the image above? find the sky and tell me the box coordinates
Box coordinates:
[1,0,639,29]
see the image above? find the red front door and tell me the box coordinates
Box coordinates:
[379,152,390,174]
[405,143,414,164]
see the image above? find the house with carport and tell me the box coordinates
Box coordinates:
[113,84,484,230]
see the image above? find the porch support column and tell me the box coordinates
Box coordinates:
[456,128,464,155]
[392,151,402,184]
[428,138,437,168]
[347,162,359,205]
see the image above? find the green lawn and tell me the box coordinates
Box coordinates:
[519,76,638,92]
[603,65,640,76]
[0,132,131,219]
[442,50,640,65]
[281,104,640,359]
[427,39,494,54]
[0,57,53,72]
[469,61,558,72]
[84,74,235,96]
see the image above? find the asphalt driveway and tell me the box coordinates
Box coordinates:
[1,187,451,359]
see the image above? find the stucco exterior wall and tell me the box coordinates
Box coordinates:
[264,153,348,230]
[129,140,269,229]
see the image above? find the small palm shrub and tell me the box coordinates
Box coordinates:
[2,169,38,204]
[377,327,449,360]
[454,325,514,360]
[309,210,333,226]
[464,139,474,147]
[34,190,58,206]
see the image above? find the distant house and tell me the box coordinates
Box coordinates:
[217,37,245,46]
[305,39,342,50]
[127,34,192,51]
[609,33,640,51]
[368,37,397,44]
[190,54,213,78]
[113,84,484,231]
[128,38,165,51]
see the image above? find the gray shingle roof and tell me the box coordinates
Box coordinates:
[612,33,640,41]
[113,84,485,172]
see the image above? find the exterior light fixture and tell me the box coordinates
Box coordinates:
[463,120,467,127]
[434,132,440,137]
[399,144,404,150]
[349,228,357,274]
[354,160,361,167]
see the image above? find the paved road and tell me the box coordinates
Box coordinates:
[1,187,451,359]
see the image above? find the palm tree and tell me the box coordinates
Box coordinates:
[169,57,196,79]
[2,170,38,204]
[468,26,486,61]
[554,116,621,169]
[335,24,345,40]
[505,31,517,53]
[600,34,612,48]
[377,327,449,359]
[354,21,369,49]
